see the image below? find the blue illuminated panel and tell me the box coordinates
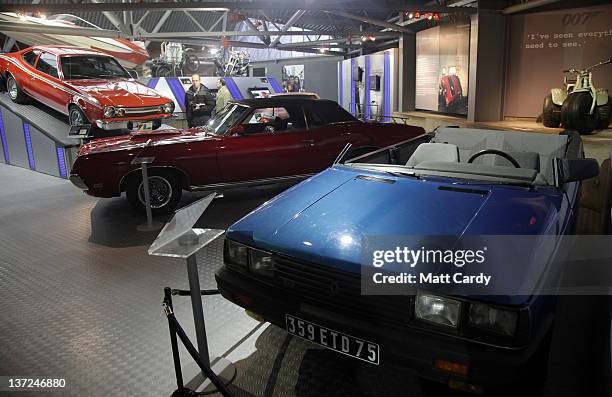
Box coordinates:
[0,108,8,164]
[384,51,391,121]
[365,56,371,120]
[268,77,283,93]
[147,77,159,89]
[56,146,67,178]
[23,123,35,170]
[166,77,186,112]
[350,58,356,115]
[225,78,243,100]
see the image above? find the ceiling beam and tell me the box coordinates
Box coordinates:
[137,30,398,40]
[144,10,172,48]
[89,0,127,33]
[242,17,270,45]
[0,2,478,14]
[182,11,207,31]
[0,21,123,38]
[168,38,344,56]
[323,10,413,34]
[276,37,357,48]
[269,10,306,47]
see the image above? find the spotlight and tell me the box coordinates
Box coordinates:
[17,12,27,21]
[369,36,376,41]
[209,47,219,55]
[426,13,433,20]
[407,12,414,19]
[361,36,367,42]
[38,13,46,20]
[319,47,328,53]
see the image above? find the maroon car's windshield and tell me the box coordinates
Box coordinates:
[60,55,130,80]
[207,104,251,133]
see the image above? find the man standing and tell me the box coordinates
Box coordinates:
[215,78,232,115]
[185,74,214,127]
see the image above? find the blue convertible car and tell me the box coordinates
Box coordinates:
[215,128,599,392]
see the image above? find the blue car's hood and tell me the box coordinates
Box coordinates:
[228,166,563,304]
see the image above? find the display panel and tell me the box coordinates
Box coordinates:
[504,4,612,117]
[415,20,470,115]
[248,88,271,98]
[281,64,304,92]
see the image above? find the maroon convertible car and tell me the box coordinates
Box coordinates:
[70,97,425,213]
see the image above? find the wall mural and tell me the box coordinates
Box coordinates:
[504,4,612,118]
[415,19,470,116]
[282,64,305,92]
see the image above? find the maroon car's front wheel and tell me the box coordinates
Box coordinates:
[125,170,182,215]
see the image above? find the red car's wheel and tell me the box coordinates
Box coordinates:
[125,170,182,214]
[6,74,29,104]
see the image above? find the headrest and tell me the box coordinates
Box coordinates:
[406,143,460,167]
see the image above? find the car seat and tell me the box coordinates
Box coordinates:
[406,143,460,167]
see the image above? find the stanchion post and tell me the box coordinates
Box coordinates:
[149,195,236,394]
[185,253,211,368]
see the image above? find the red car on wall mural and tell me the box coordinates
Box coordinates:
[70,97,425,214]
[0,46,175,131]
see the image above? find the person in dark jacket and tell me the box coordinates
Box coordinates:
[185,74,215,127]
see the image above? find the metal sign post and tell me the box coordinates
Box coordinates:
[133,156,163,232]
[132,139,163,232]
[149,194,236,394]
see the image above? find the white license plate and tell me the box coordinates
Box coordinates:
[135,121,153,130]
[285,314,380,365]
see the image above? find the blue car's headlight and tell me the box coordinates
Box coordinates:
[469,303,518,336]
[415,291,461,328]
[249,248,275,277]
[225,239,248,267]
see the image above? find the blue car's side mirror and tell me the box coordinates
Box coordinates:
[557,158,599,184]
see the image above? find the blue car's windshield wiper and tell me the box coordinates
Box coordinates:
[381,170,421,180]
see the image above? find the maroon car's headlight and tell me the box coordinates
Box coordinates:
[103,106,116,118]
[115,108,126,117]
[162,102,175,114]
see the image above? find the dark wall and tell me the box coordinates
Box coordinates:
[250,57,342,101]
[504,3,612,118]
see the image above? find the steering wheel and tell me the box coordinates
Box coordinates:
[467,149,521,168]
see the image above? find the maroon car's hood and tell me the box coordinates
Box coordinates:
[67,79,170,107]
[79,128,220,155]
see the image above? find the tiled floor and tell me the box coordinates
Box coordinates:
[0,163,610,397]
